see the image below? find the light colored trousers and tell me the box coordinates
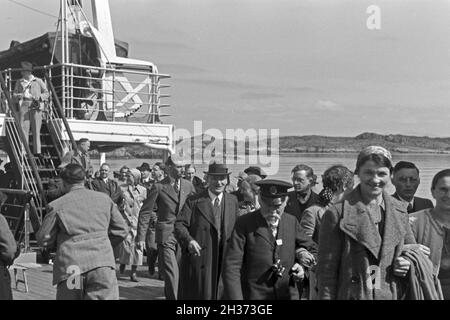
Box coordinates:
[56,267,119,300]
[18,101,42,154]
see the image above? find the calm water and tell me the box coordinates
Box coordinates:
[2,152,448,201]
[103,153,449,201]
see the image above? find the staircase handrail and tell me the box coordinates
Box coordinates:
[44,72,78,154]
[0,72,47,208]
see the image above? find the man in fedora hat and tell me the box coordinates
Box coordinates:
[13,61,49,157]
[136,155,195,300]
[137,162,153,189]
[223,179,317,300]
[175,161,239,299]
[244,166,267,179]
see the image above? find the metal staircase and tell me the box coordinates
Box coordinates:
[0,70,77,252]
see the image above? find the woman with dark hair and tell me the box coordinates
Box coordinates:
[301,165,354,243]
[317,146,417,300]
[409,169,450,299]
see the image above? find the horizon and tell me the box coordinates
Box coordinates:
[1,0,449,137]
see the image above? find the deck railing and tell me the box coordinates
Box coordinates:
[1,63,170,124]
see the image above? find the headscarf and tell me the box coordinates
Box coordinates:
[128,168,141,185]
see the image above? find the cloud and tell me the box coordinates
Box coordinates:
[315,100,341,111]
[240,92,284,100]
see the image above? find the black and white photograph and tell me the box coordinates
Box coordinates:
[0,0,450,308]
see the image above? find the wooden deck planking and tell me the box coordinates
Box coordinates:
[10,264,165,300]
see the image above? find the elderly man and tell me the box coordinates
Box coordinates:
[223,179,317,300]
[175,162,239,300]
[36,164,129,300]
[91,163,123,206]
[392,161,434,213]
[0,191,18,300]
[136,155,195,300]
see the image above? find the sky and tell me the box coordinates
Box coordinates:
[1,0,449,137]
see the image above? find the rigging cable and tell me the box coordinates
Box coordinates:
[6,0,58,19]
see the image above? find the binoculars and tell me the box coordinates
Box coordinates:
[271,259,286,278]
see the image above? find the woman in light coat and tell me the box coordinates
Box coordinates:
[317,146,418,300]
[118,169,147,282]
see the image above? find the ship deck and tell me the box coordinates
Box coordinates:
[9,263,165,300]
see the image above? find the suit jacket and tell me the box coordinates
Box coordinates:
[175,191,239,300]
[36,186,129,285]
[317,186,416,300]
[60,150,93,174]
[13,76,49,103]
[137,176,195,244]
[91,178,123,205]
[392,193,434,213]
[285,190,320,223]
[223,210,318,300]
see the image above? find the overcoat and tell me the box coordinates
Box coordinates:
[175,190,239,300]
[0,214,17,300]
[317,186,416,300]
[223,210,317,300]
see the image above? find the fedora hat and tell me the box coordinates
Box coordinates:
[204,162,231,176]
[244,166,267,179]
[137,162,151,172]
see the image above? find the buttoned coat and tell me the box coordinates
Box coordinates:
[0,214,17,300]
[223,210,318,300]
[175,190,239,300]
[317,186,416,300]
[137,176,195,244]
[36,186,129,285]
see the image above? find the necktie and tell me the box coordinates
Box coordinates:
[81,154,87,169]
[173,179,179,194]
[213,196,222,240]
[407,203,413,214]
[214,197,220,208]
[270,223,277,238]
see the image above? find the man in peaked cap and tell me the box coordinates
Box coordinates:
[175,161,239,299]
[136,154,195,300]
[223,179,317,300]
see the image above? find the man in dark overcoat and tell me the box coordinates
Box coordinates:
[223,179,318,300]
[175,162,239,300]
[0,191,18,300]
[136,155,195,300]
